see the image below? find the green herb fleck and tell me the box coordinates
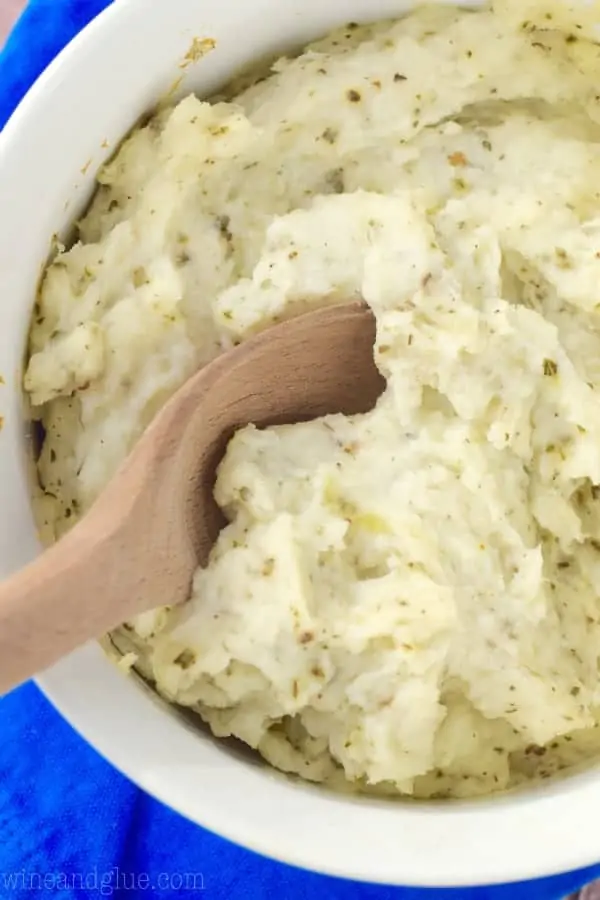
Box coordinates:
[174,649,196,670]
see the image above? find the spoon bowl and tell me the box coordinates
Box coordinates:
[0,301,383,694]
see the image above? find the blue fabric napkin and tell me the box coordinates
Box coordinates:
[1,4,600,899]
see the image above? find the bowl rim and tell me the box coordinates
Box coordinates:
[2,0,600,887]
[37,642,600,889]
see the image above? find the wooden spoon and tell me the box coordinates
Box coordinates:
[0,301,384,695]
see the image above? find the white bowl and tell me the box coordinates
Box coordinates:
[1,0,599,888]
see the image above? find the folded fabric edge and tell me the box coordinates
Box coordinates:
[0,0,112,130]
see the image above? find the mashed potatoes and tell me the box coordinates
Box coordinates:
[24,0,600,798]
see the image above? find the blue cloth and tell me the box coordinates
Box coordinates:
[0,4,599,899]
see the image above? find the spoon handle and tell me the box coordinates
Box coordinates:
[0,427,196,695]
[0,495,144,694]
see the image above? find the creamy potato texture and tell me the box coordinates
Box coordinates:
[25,0,600,797]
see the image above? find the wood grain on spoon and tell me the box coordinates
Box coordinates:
[0,301,384,695]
